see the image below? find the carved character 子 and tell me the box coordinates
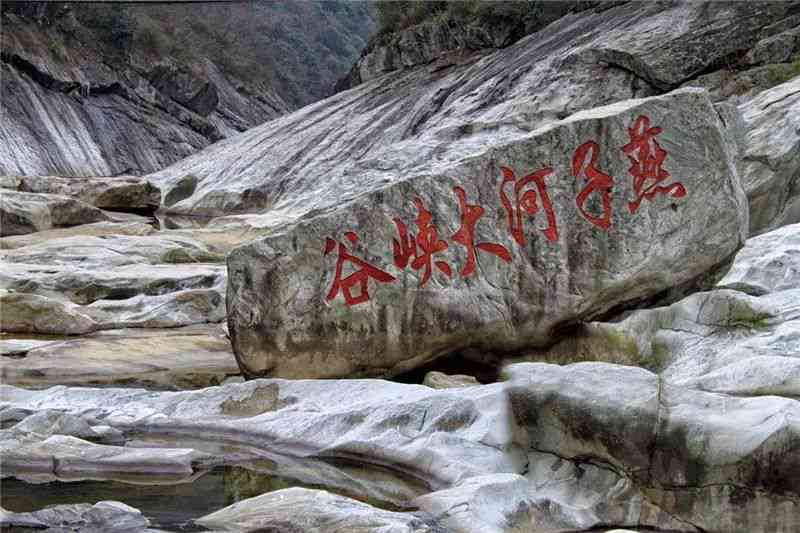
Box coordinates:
[324,232,396,306]
[622,115,686,213]
[572,140,614,230]
[392,197,452,287]
[498,165,559,245]
[452,186,512,277]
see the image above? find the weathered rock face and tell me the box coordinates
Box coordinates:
[738,77,800,235]
[226,89,746,379]
[0,2,376,177]
[0,190,108,236]
[1,174,161,213]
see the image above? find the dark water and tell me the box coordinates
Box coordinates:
[1,458,428,531]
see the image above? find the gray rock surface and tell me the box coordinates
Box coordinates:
[225,88,746,379]
[148,2,794,218]
[1,432,208,481]
[0,233,226,334]
[1,174,160,212]
[3,363,798,532]
[739,77,800,235]
[0,190,108,236]
[0,325,238,389]
[717,221,800,295]
[196,487,442,533]
[505,362,800,533]
[516,286,800,398]
[412,474,532,533]
[0,378,523,488]
[0,501,152,533]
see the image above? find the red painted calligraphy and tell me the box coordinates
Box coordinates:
[572,141,614,230]
[324,233,396,306]
[392,198,452,287]
[452,186,512,277]
[622,115,686,214]
[498,166,558,245]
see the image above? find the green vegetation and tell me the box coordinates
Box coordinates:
[3,2,377,108]
[374,1,592,38]
[765,58,800,88]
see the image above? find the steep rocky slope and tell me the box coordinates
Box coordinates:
[0,1,376,177]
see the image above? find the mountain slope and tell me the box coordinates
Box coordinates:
[0,1,376,177]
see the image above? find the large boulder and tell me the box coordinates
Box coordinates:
[739,77,800,235]
[226,89,747,379]
[0,190,107,236]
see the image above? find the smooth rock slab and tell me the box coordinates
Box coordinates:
[0,501,153,533]
[0,233,225,268]
[0,378,523,489]
[1,434,208,480]
[739,77,800,235]
[227,89,746,379]
[0,190,107,236]
[196,487,444,533]
[0,325,238,389]
[718,221,800,296]
[0,220,155,250]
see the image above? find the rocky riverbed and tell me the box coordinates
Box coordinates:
[2,1,800,532]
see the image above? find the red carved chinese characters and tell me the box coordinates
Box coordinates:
[498,166,558,245]
[452,186,511,277]
[324,232,396,306]
[392,198,452,287]
[622,115,686,214]
[572,141,614,230]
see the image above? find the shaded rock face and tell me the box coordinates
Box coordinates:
[0,2,376,177]
[0,190,108,236]
[1,174,161,213]
[505,362,800,533]
[226,89,746,379]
